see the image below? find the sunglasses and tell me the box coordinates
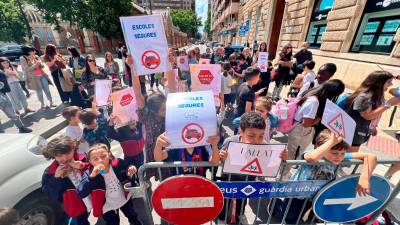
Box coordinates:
[88,59,96,62]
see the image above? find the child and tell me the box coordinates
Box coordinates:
[218,112,288,223]
[63,106,89,153]
[0,208,19,225]
[79,102,111,149]
[108,116,145,169]
[297,63,337,97]
[77,144,143,225]
[288,60,316,97]
[221,62,234,112]
[42,135,90,225]
[273,129,377,223]
[254,96,278,143]
[154,133,220,176]
[12,63,30,97]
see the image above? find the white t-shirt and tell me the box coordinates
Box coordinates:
[221,73,232,94]
[67,169,92,211]
[66,125,89,153]
[264,117,271,144]
[303,71,316,85]
[102,167,131,213]
[297,79,320,97]
[294,97,319,122]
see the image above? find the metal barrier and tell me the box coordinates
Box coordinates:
[125,159,400,225]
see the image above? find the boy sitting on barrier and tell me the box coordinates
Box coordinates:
[272,129,377,224]
[218,112,288,223]
[153,132,220,176]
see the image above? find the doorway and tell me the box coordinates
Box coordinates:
[268,0,285,60]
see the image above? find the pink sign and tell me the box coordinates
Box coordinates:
[111,87,138,128]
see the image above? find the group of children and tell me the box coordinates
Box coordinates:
[39,48,385,225]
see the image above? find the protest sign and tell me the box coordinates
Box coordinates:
[111,87,138,128]
[95,79,112,106]
[166,91,217,149]
[257,52,269,72]
[190,64,221,106]
[120,15,169,75]
[199,58,211,64]
[223,142,286,177]
[177,56,189,71]
[322,99,356,145]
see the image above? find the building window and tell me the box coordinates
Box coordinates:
[305,0,335,49]
[351,0,400,55]
[45,28,54,43]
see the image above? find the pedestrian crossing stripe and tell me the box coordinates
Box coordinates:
[240,158,263,174]
[327,113,346,138]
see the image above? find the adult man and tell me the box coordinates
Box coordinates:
[224,42,234,59]
[294,42,313,74]
[211,47,226,64]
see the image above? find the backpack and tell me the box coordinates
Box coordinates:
[272,97,301,133]
[336,93,352,110]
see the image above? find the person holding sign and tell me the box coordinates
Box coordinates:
[218,112,288,222]
[153,133,220,176]
[81,55,108,97]
[344,71,400,152]
[272,129,377,224]
[253,42,272,96]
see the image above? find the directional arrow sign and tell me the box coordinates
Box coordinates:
[313,175,391,223]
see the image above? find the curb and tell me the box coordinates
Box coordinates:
[40,119,68,139]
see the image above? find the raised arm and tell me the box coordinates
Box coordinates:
[304,132,342,163]
[154,133,170,161]
[126,54,145,109]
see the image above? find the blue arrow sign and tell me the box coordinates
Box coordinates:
[313,175,391,223]
[216,180,328,199]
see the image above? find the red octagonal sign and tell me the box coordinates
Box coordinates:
[152,175,224,225]
[198,69,214,85]
[120,94,133,106]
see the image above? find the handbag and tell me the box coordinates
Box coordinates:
[59,69,74,92]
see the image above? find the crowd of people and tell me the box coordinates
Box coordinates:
[0,41,400,225]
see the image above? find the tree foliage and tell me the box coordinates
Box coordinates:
[204,11,211,40]
[31,0,133,39]
[170,9,202,38]
[0,0,28,43]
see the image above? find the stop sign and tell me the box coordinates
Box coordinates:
[120,94,133,106]
[198,70,214,85]
[152,175,224,225]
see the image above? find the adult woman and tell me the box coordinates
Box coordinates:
[0,57,33,115]
[242,47,253,66]
[43,44,70,103]
[81,54,107,96]
[284,79,345,177]
[103,52,120,80]
[345,71,400,152]
[253,42,272,96]
[194,47,201,61]
[70,82,91,109]
[67,46,85,80]
[20,46,55,109]
[272,44,293,101]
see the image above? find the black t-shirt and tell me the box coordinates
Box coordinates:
[294,50,313,65]
[236,83,255,117]
[0,70,10,94]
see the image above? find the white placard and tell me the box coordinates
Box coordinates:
[95,79,112,106]
[166,91,217,149]
[322,99,356,145]
[177,56,189,71]
[223,142,286,177]
[190,64,221,107]
[257,52,269,72]
[120,15,169,75]
[111,87,138,128]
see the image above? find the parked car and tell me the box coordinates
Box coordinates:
[0,134,64,225]
[0,45,40,62]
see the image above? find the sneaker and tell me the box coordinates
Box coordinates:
[19,127,32,133]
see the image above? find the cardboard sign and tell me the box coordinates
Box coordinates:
[190,64,221,107]
[177,56,189,71]
[199,58,211,64]
[120,15,169,75]
[95,79,112,106]
[111,87,138,128]
[322,100,356,145]
[257,52,269,72]
[223,142,286,177]
[166,91,217,149]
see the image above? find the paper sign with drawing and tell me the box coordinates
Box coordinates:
[111,87,138,128]
[190,64,221,107]
[223,142,286,177]
[95,79,112,106]
[322,99,356,145]
[177,56,189,71]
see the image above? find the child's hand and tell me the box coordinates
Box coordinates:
[280,149,289,161]
[328,132,343,145]
[219,150,228,161]
[156,133,170,148]
[371,127,378,136]
[126,54,134,66]
[69,160,85,170]
[356,177,370,196]
[54,165,68,178]
[127,165,137,177]
[91,164,105,178]
[206,135,219,147]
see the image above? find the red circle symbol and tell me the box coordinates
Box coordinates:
[181,123,204,145]
[260,64,265,70]
[120,94,133,106]
[141,50,161,70]
[152,175,224,225]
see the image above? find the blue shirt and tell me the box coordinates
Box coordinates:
[165,145,212,176]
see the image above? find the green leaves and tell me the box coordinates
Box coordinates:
[0,0,28,43]
[170,9,202,38]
